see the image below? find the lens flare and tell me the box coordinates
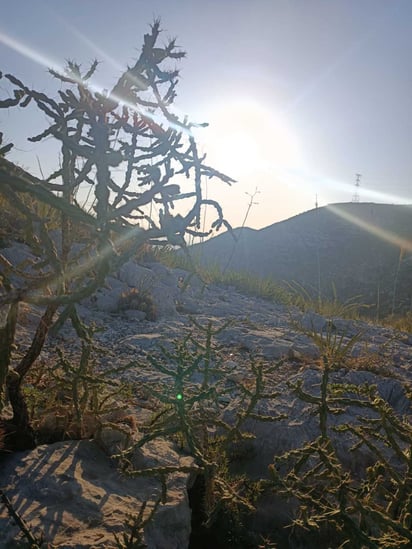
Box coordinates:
[0,29,63,73]
[316,176,412,205]
[327,203,412,252]
[56,19,121,72]
[0,28,194,137]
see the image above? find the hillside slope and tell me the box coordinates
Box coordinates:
[191,203,412,315]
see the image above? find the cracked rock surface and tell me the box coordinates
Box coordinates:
[1,259,412,547]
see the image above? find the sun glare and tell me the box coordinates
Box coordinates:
[0,29,62,73]
[201,99,301,180]
[211,130,261,177]
[0,27,198,145]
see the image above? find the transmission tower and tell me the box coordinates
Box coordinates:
[352,173,361,202]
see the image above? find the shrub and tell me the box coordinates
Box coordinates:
[0,20,233,447]
[117,318,285,540]
[117,288,157,321]
[268,324,412,548]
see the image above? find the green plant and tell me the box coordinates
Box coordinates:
[268,324,412,547]
[5,303,135,452]
[23,319,133,443]
[0,20,233,447]
[113,498,161,549]
[0,489,46,548]
[222,186,260,274]
[155,246,289,304]
[391,247,405,316]
[118,319,284,535]
[287,280,367,319]
[303,323,364,367]
[28,352,132,442]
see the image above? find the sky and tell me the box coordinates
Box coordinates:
[1,0,412,230]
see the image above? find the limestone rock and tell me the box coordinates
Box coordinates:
[0,439,193,548]
[118,260,179,318]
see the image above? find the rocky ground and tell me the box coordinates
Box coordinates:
[1,254,412,548]
[191,203,412,317]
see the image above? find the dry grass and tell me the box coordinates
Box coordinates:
[383,312,412,334]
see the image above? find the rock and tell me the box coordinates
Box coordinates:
[119,261,156,289]
[0,439,194,548]
[4,243,412,547]
[123,309,147,321]
[175,297,201,315]
[297,311,328,332]
[1,242,52,292]
[229,365,411,476]
[225,364,412,543]
[0,304,9,327]
[118,260,178,318]
[94,412,139,457]
[216,325,319,360]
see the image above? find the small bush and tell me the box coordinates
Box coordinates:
[383,312,412,334]
[268,324,412,548]
[117,288,157,321]
[23,339,134,443]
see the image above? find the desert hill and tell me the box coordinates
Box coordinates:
[191,202,412,316]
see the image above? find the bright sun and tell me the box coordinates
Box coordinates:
[200,98,300,181]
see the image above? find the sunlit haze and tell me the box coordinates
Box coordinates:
[1,0,411,229]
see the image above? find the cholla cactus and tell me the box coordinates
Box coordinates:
[270,348,412,548]
[0,21,233,446]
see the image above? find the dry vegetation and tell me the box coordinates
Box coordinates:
[1,22,412,549]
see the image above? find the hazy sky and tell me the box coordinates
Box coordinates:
[1,0,411,229]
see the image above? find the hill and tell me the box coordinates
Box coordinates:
[191,203,412,316]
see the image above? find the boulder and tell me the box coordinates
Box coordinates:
[226,365,412,543]
[118,260,179,318]
[0,438,194,548]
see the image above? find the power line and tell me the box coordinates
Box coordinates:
[352,173,361,202]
